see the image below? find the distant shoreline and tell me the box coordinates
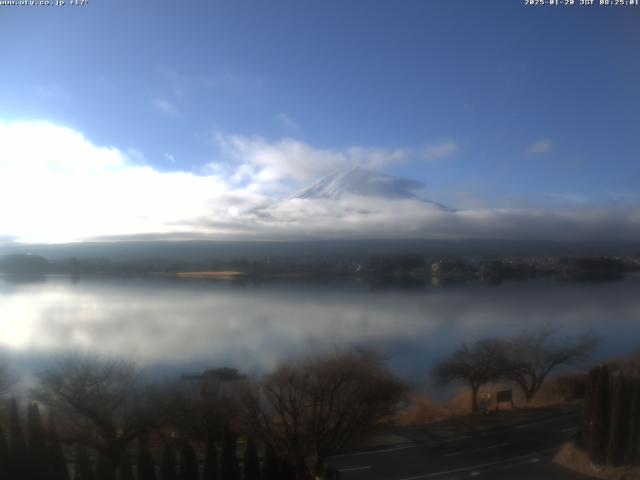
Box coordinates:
[155,270,339,280]
[169,271,246,279]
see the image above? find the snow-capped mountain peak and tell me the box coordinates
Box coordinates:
[294,166,419,200]
[293,166,448,209]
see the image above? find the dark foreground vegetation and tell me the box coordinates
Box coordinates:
[0,350,405,480]
[0,329,610,479]
[581,360,640,467]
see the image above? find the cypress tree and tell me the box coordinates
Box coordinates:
[96,453,116,480]
[160,443,178,480]
[618,377,633,465]
[220,426,240,480]
[202,432,218,480]
[606,374,626,466]
[117,451,135,480]
[260,446,278,480]
[8,398,28,478]
[278,458,295,480]
[74,444,95,480]
[589,364,610,464]
[28,402,48,480]
[48,412,71,480]
[137,438,157,480]
[321,466,340,480]
[626,378,640,466]
[179,441,199,480]
[582,366,600,449]
[243,439,260,480]
[0,425,9,479]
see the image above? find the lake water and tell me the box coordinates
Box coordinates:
[1,274,639,388]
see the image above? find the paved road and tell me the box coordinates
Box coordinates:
[328,412,590,480]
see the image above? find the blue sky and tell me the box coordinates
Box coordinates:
[1,1,639,242]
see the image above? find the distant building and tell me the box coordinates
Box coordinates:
[181,367,248,398]
[430,258,472,283]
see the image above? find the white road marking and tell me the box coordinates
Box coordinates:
[330,412,577,461]
[339,466,372,472]
[468,472,480,476]
[393,448,557,480]
[334,444,416,457]
[562,427,575,433]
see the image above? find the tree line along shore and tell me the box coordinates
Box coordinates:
[1,252,638,284]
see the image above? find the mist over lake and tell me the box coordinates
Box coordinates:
[2,275,638,388]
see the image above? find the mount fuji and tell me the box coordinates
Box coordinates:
[293,166,449,209]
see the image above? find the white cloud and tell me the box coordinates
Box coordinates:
[0,120,236,243]
[275,113,300,130]
[0,120,638,244]
[527,139,553,156]
[212,133,409,192]
[152,98,181,117]
[224,197,640,243]
[422,139,459,162]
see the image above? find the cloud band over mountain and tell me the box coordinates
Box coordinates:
[1,120,639,244]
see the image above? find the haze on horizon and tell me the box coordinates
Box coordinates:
[1,1,639,245]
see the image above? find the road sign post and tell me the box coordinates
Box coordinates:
[496,389,514,410]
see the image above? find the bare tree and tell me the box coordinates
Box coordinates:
[151,377,240,442]
[433,339,506,414]
[32,355,162,478]
[0,360,15,396]
[241,349,406,479]
[501,329,599,402]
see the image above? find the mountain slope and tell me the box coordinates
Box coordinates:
[293,166,448,208]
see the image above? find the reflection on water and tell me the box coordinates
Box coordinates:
[0,275,639,382]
